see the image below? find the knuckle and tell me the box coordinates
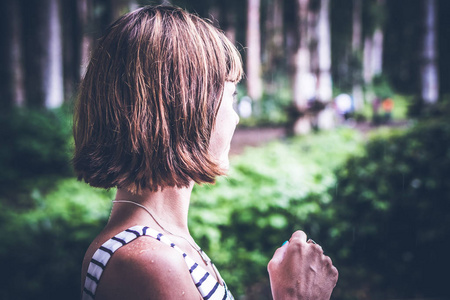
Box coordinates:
[323,255,332,266]
[312,244,324,254]
[291,230,307,241]
[267,259,277,273]
[331,266,339,280]
[289,238,306,251]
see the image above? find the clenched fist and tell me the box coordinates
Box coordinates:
[267,231,338,300]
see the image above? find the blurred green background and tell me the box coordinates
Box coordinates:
[1,0,449,299]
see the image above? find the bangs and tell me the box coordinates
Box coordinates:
[222,34,243,83]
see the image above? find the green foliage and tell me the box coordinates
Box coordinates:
[407,95,450,119]
[1,123,362,299]
[190,129,363,296]
[3,103,448,299]
[0,108,74,204]
[0,179,115,300]
[0,106,115,299]
[371,75,393,100]
[388,94,409,120]
[326,117,450,299]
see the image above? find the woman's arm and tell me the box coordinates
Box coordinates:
[268,231,339,300]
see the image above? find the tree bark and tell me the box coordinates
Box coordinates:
[352,0,363,111]
[371,27,383,77]
[293,0,314,108]
[316,0,332,102]
[363,0,384,84]
[79,0,92,78]
[352,0,362,51]
[316,0,334,130]
[363,35,373,84]
[46,0,64,108]
[292,0,314,135]
[22,0,63,108]
[265,0,284,73]
[421,0,439,104]
[0,0,25,108]
[246,0,263,101]
[62,0,83,100]
[262,0,284,98]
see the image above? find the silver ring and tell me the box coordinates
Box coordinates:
[307,239,317,245]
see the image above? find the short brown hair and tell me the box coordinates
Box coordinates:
[73,6,242,193]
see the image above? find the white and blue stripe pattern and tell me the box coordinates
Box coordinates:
[82,225,234,300]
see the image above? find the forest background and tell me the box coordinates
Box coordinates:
[1,0,449,299]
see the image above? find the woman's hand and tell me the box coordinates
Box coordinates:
[267,231,338,300]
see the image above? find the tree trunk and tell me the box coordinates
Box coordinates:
[351,0,363,109]
[62,0,84,100]
[46,0,64,108]
[371,27,383,77]
[0,0,25,108]
[246,0,263,101]
[421,0,439,104]
[307,1,319,80]
[363,36,373,84]
[352,0,362,51]
[363,0,384,84]
[79,0,92,78]
[352,0,363,111]
[292,0,314,135]
[265,0,284,74]
[316,0,334,130]
[363,30,384,84]
[263,0,283,98]
[22,0,63,108]
[316,0,332,102]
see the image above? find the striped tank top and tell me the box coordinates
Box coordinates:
[82,225,234,300]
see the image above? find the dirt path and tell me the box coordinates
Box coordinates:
[229,121,410,156]
[230,127,286,155]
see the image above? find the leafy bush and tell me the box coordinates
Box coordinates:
[408,95,450,119]
[325,118,450,299]
[371,75,393,100]
[190,129,363,297]
[0,179,114,300]
[1,122,361,299]
[0,108,73,204]
[6,109,448,300]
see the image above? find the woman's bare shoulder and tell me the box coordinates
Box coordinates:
[93,236,202,300]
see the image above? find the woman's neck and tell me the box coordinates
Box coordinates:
[110,183,194,236]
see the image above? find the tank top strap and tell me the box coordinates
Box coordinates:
[82,225,234,300]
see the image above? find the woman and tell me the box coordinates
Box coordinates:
[75,6,338,300]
